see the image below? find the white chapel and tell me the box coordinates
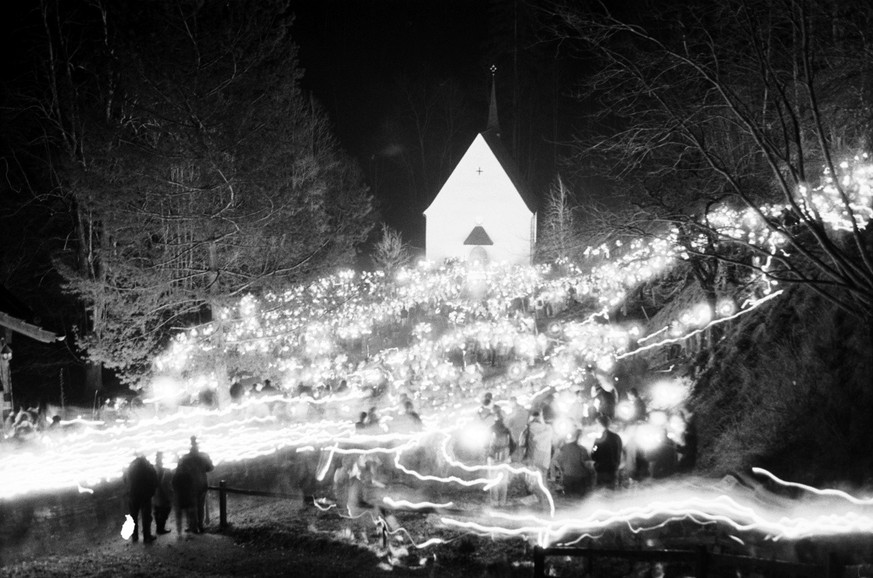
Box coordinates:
[423,75,537,266]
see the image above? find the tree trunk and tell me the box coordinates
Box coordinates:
[84,361,103,411]
[209,241,231,408]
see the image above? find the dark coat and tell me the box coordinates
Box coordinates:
[172,466,196,508]
[154,467,174,508]
[178,450,214,492]
[173,450,214,508]
[488,420,514,462]
[592,430,622,474]
[125,456,158,501]
[555,442,590,480]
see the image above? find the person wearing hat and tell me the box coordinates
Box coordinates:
[174,436,214,533]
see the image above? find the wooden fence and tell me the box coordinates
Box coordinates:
[533,545,840,578]
[208,480,301,531]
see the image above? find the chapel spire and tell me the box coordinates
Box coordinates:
[487,64,500,136]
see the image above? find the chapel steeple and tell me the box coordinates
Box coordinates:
[487,64,500,136]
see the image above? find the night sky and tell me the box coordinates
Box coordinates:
[292,0,488,146]
[288,0,568,249]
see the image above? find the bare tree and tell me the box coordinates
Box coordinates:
[551,0,873,326]
[536,175,581,262]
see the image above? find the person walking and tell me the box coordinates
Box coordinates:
[175,436,214,533]
[152,452,174,535]
[486,408,515,506]
[172,456,196,536]
[124,451,158,543]
[477,392,496,423]
[591,415,623,489]
[392,400,423,433]
[521,410,552,505]
[552,430,593,497]
[627,388,648,423]
[504,396,529,460]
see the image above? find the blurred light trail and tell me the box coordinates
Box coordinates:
[382,497,455,510]
[752,467,873,505]
[616,290,784,360]
[434,476,873,548]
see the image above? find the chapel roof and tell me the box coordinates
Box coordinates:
[480,128,538,213]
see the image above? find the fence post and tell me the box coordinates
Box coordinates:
[219,480,227,531]
[825,551,840,578]
[533,546,545,578]
[695,545,709,578]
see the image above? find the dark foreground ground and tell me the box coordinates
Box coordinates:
[0,492,544,578]
[6,490,873,578]
[6,465,870,578]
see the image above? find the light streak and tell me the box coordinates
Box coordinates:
[637,327,668,345]
[316,445,336,481]
[437,479,873,548]
[556,532,606,546]
[616,291,784,360]
[752,467,873,505]
[437,438,557,517]
[382,497,455,510]
[409,538,450,549]
[441,517,546,539]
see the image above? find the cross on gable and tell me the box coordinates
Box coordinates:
[476,167,483,175]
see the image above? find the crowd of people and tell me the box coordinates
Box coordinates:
[2,405,67,441]
[122,436,214,543]
[472,381,697,508]
[319,376,696,535]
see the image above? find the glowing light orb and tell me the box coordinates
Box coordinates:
[616,401,635,422]
[120,515,135,540]
[649,381,691,411]
[716,298,737,317]
[595,355,615,373]
[633,423,665,453]
[458,422,492,452]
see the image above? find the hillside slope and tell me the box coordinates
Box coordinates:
[681,285,873,484]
